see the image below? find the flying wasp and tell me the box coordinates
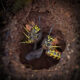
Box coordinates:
[42,35,60,50]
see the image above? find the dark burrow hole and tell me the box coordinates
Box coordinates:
[20,29,66,70]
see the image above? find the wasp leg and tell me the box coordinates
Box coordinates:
[39,16,41,28]
[24,27,29,33]
[21,32,30,44]
[21,40,31,44]
[23,32,30,39]
[51,46,61,48]
[57,54,61,60]
[33,42,37,50]
[49,25,54,35]
[21,41,28,44]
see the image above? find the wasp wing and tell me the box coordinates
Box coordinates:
[25,48,43,61]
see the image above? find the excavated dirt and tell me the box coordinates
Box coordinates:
[1,0,80,80]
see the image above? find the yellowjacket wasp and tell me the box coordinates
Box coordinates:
[22,16,42,44]
[42,25,61,60]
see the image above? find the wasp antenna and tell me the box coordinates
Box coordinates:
[52,46,61,48]
[49,25,54,35]
[33,42,37,50]
[39,16,41,28]
[34,18,36,24]
[31,18,36,27]
[21,41,30,44]
[20,42,27,44]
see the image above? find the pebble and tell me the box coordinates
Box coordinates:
[32,74,34,77]
[72,38,76,42]
[71,49,74,53]
[67,55,70,59]
[21,65,25,69]
[58,66,61,69]
[66,46,70,51]
[69,51,71,54]
[67,44,70,47]
[55,68,57,70]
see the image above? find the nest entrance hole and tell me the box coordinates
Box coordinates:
[20,28,66,70]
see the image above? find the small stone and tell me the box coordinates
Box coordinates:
[21,65,25,69]
[67,55,70,59]
[58,66,61,69]
[32,74,34,77]
[55,68,57,70]
[67,48,69,51]
[71,49,74,53]
[67,45,70,51]
[67,44,70,47]
[72,38,76,42]
[69,51,71,54]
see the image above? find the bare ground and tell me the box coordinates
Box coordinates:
[1,0,80,80]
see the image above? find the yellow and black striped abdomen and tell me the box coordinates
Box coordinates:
[46,49,61,60]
